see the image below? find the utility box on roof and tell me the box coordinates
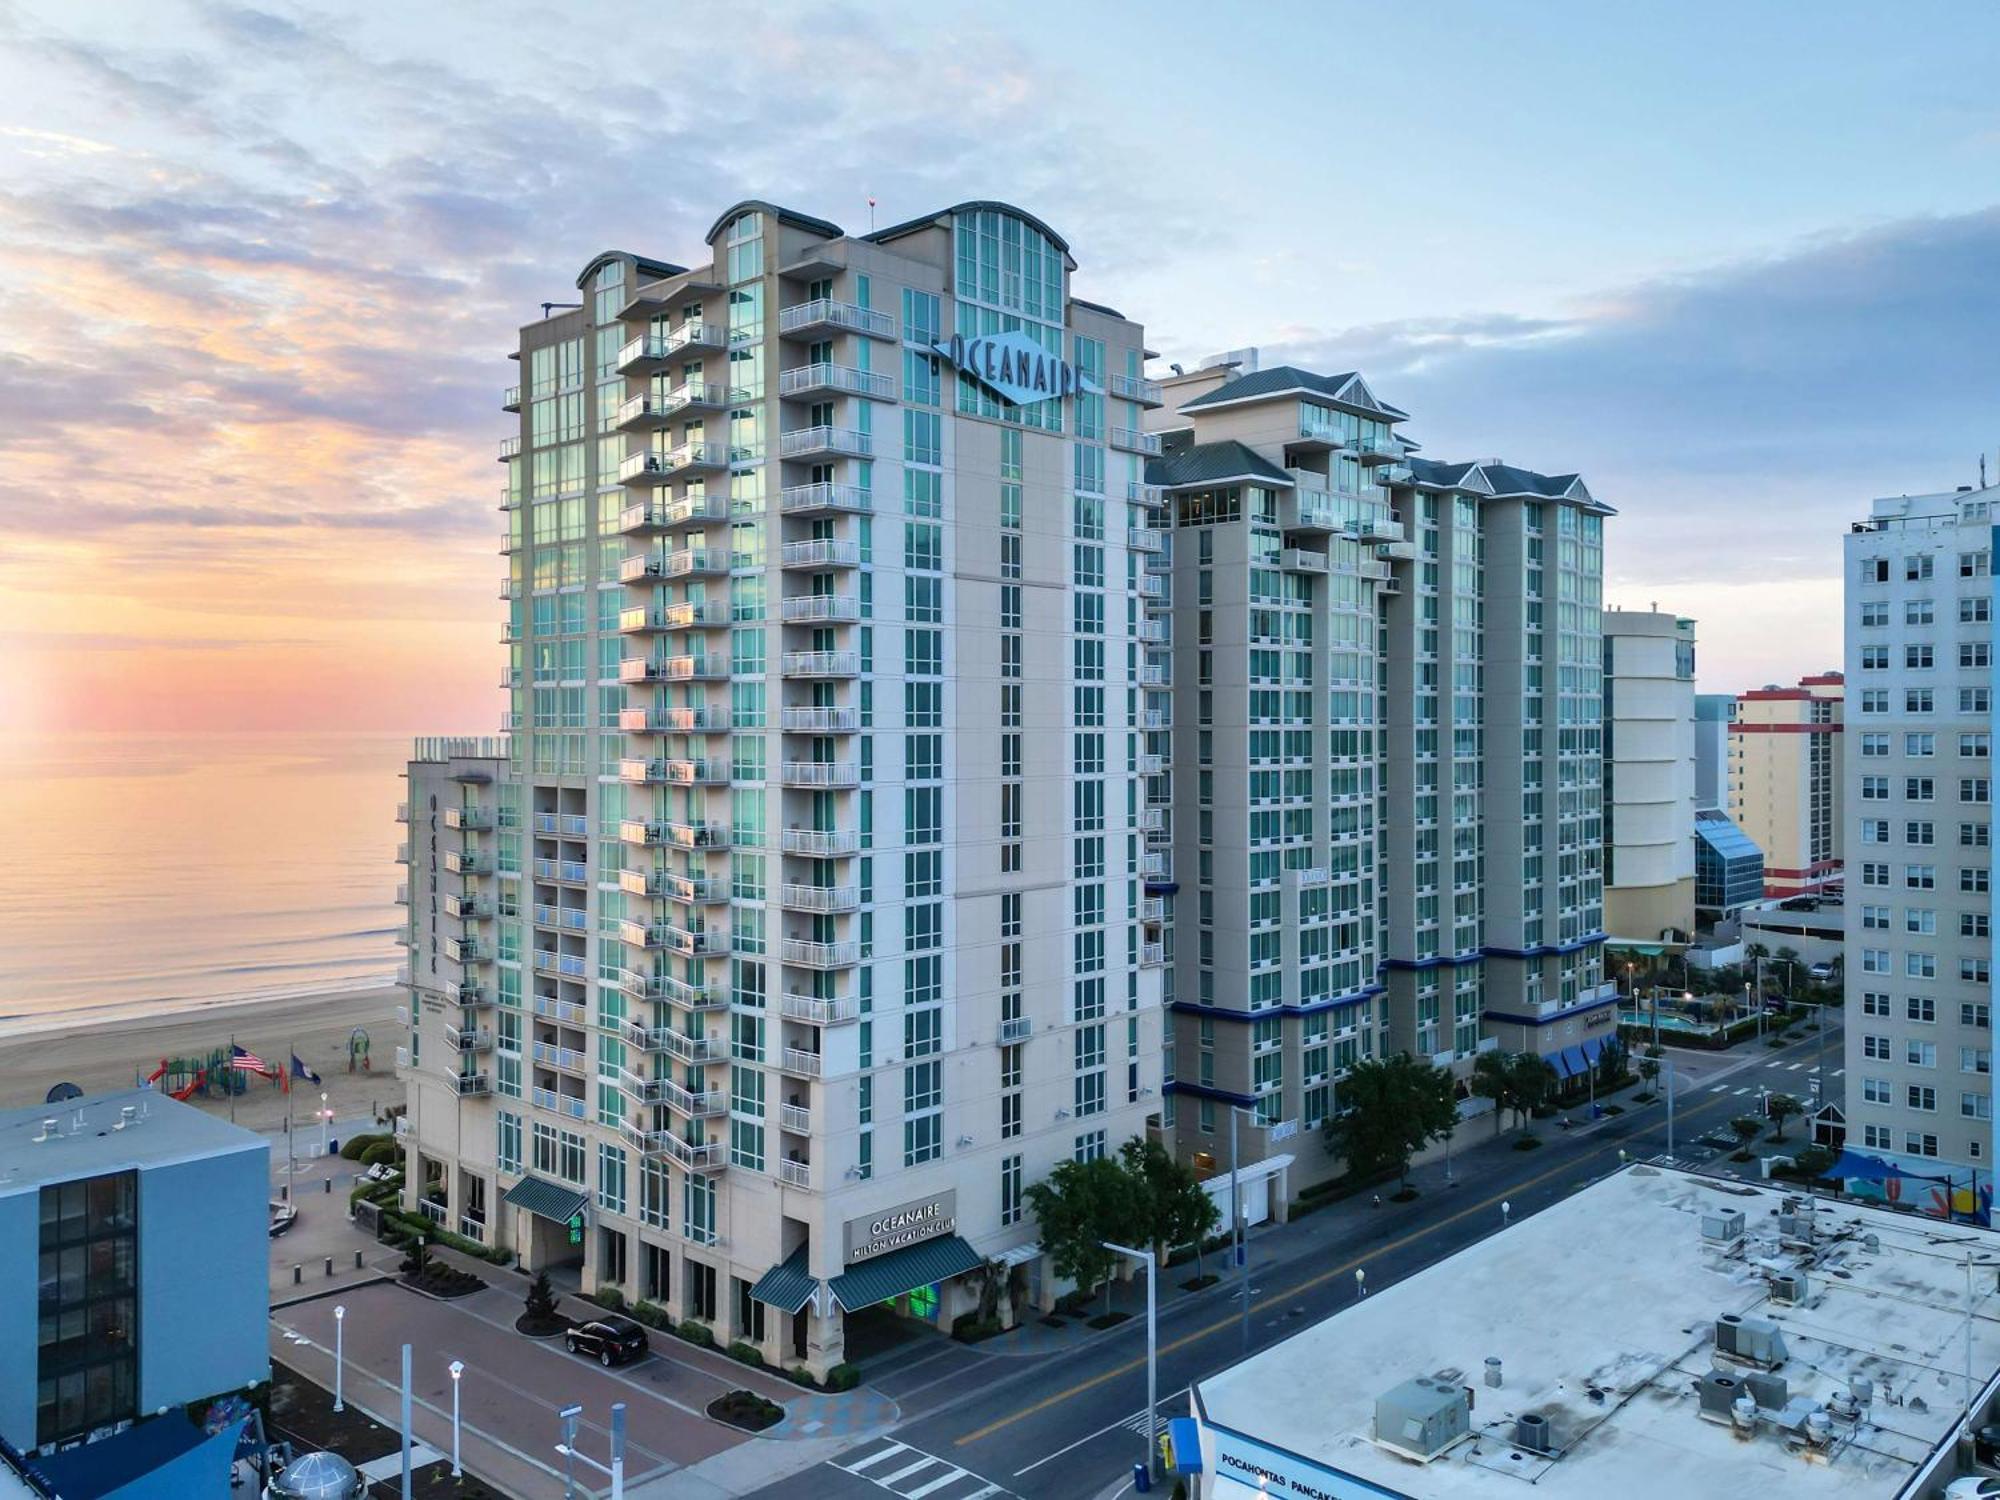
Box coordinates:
[1373,1376,1472,1462]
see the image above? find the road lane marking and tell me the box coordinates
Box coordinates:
[837,1437,1014,1497]
[843,1441,910,1473]
[880,1457,937,1485]
[954,1051,1819,1449]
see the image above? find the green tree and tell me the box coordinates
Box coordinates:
[524,1269,558,1326]
[1119,1136,1222,1279]
[1505,1053,1557,1129]
[1322,1055,1459,1188]
[1470,1050,1513,1136]
[1026,1156,1148,1314]
[1637,1055,1661,1093]
[1729,1116,1762,1152]
[1594,1036,1628,1091]
[1766,1093,1804,1141]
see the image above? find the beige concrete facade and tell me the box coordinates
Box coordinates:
[1603,609,1698,943]
[398,202,1166,1375]
[1730,673,1844,897]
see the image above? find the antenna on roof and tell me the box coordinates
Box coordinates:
[867,196,877,232]
[1982,453,1988,489]
[541,301,582,318]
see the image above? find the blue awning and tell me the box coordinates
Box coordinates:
[751,1247,817,1314]
[828,1234,984,1312]
[1559,1045,1588,1078]
[1579,1037,1605,1066]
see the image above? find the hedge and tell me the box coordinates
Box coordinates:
[376,1208,511,1266]
[339,1133,391,1161]
[726,1340,767,1369]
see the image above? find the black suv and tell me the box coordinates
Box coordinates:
[565,1315,650,1367]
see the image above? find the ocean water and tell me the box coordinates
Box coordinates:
[0,731,414,1032]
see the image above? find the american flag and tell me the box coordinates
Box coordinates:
[230,1045,273,1076]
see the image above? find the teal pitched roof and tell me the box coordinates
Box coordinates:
[750,1246,817,1314]
[1145,440,1294,491]
[1179,365,1410,421]
[827,1235,984,1312]
[501,1175,589,1224]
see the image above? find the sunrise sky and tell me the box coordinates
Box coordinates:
[2,0,1998,734]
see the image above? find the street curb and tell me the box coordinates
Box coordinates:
[272,1273,394,1310]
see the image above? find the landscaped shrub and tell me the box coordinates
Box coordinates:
[823,1363,860,1392]
[1512,1136,1543,1152]
[358,1140,402,1169]
[628,1301,668,1329]
[339,1133,389,1161]
[1180,1274,1219,1292]
[726,1339,766,1368]
[950,1313,1003,1344]
[589,1287,625,1312]
[1087,1310,1132,1330]
[676,1319,716,1348]
[708,1390,783,1432]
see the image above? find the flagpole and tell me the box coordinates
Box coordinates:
[229,1034,236,1125]
[286,1038,296,1189]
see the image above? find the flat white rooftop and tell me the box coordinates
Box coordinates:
[1194,1165,2000,1499]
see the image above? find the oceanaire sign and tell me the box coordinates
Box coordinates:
[843,1190,957,1264]
[932,329,1101,408]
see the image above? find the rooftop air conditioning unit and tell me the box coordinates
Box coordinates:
[1770,1271,1807,1306]
[1715,1313,1787,1369]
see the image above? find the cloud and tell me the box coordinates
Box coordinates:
[1255,208,2000,686]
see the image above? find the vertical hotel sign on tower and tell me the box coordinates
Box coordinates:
[932,330,1100,408]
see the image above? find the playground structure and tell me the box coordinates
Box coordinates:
[144,1048,278,1101]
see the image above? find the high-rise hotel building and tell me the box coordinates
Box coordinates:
[1730,671,1844,898]
[397,201,1170,1373]
[1141,363,1615,1184]
[1843,484,1997,1195]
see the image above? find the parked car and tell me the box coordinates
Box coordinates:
[269,1200,298,1238]
[565,1315,650,1367]
[1808,963,1833,982]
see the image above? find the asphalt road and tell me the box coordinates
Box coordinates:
[760,1020,1844,1500]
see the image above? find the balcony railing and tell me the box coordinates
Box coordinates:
[781,760,859,788]
[780,882,859,913]
[777,299,896,340]
[780,705,859,733]
[533,1087,588,1119]
[1141,942,1165,967]
[780,827,860,857]
[532,994,588,1025]
[659,1030,725,1064]
[614,383,730,430]
[619,495,728,534]
[780,993,860,1025]
[531,1041,588,1072]
[998,1017,1032,1045]
[780,1102,812,1134]
[779,426,873,460]
[781,650,859,678]
[780,539,861,570]
[455,1073,491,1097]
[618,442,730,486]
[1140,896,1166,923]
[781,937,860,969]
[659,1078,728,1118]
[1107,372,1164,406]
[443,806,493,832]
[1110,426,1162,456]
[781,1047,824,1078]
[780,482,872,515]
[780,593,860,624]
[445,1025,494,1052]
[778,363,895,400]
[615,324,727,373]
[778,1159,812,1189]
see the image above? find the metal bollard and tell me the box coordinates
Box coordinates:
[293,1265,302,1285]
[355,1250,364,1270]
[323,1176,332,1195]
[325,1257,334,1277]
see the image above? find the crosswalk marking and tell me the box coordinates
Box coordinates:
[1833,1068,1845,1077]
[1710,1085,1729,1094]
[835,1438,1016,1499]
[1733,1087,1752,1095]
[845,1443,910,1474]
[1787,1063,1805,1071]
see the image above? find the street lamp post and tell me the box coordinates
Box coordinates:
[1104,1240,1158,1480]
[400,1343,413,1500]
[558,1405,581,1500]
[332,1305,346,1413]
[320,1091,330,1156]
[555,1403,624,1500]
[448,1360,464,1477]
[1227,1104,1258,1354]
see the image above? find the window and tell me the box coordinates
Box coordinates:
[1962,549,1991,578]
[1860,645,1889,671]
[1905,644,1934,670]
[1861,991,1891,1017]
[1906,688,1934,714]
[1861,600,1890,626]
[1861,732,1890,757]
[1908,995,1937,1022]
[1863,1034,1891,1060]
[1964,596,1992,623]
[1908,732,1936,757]
[1863,1077,1892,1104]
[1965,687,1993,715]
[1905,1132,1940,1158]
[1001,1154,1023,1226]
[1964,779,1991,804]
[1863,1124,1892,1151]
[1906,778,1935,802]
[35,1172,138,1446]
[1906,1085,1936,1112]
[1963,642,1992,670]
[1907,598,1936,625]
[1863,558,1889,583]
[1861,689,1888,714]
[1907,1040,1938,1068]
[1963,734,1992,759]
[1906,552,1934,581]
[1965,1093,1993,1120]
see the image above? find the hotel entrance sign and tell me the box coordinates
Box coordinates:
[932,330,1100,408]
[843,1190,957,1263]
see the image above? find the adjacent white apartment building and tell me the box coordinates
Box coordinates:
[398,201,1168,1375]
[1842,483,1997,1199]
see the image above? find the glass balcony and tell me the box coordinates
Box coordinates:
[998,1017,1032,1045]
[781,761,859,789]
[780,1046,824,1078]
[455,1073,491,1096]
[445,1024,494,1053]
[780,937,860,969]
[443,806,493,832]
[502,385,521,412]
[1354,434,1405,466]
[1282,548,1329,574]
[617,442,730,487]
[779,882,859,913]
[780,827,860,857]
[497,436,519,461]
[780,1102,812,1134]
[532,994,588,1025]
[1110,426,1162,457]
[780,593,860,624]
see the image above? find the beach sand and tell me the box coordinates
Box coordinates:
[0,985,406,1133]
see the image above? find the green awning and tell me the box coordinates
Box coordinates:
[751,1247,817,1314]
[828,1234,984,1312]
[1607,941,1667,956]
[501,1175,589,1224]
